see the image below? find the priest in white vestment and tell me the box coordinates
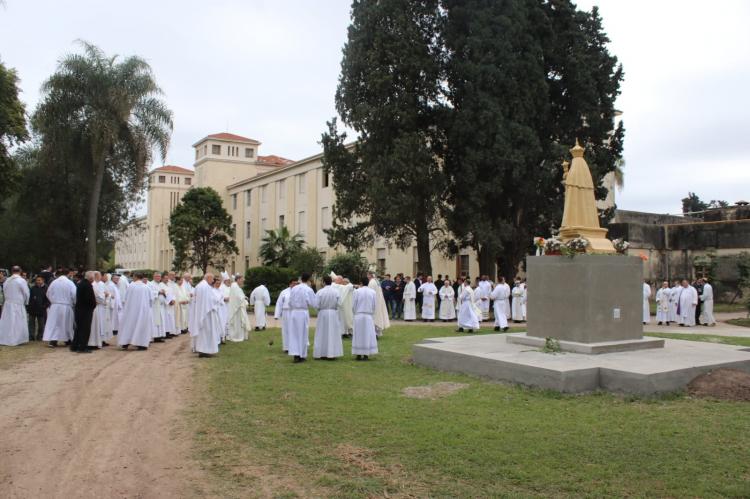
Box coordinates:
[402,276,417,321]
[43,271,77,345]
[352,277,378,360]
[642,281,652,324]
[166,272,183,336]
[313,275,343,359]
[116,273,129,306]
[677,280,699,327]
[438,280,456,321]
[456,282,480,333]
[191,274,223,357]
[655,281,671,325]
[181,273,194,333]
[476,276,492,321]
[511,280,524,322]
[108,274,123,335]
[213,279,228,343]
[148,273,167,341]
[287,273,318,362]
[490,278,511,332]
[0,267,30,346]
[669,281,681,324]
[367,272,390,335]
[227,276,250,342]
[275,279,297,352]
[161,275,177,337]
[418,277,438,321]
[699,279,716,326]
[174,275,190,333]
[331,273,354,337]
[118,273,157,350]
[250,283,271,331]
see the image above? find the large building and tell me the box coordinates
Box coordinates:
[116,131,618,279]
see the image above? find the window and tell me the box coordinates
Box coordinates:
[297,211,306,237]
[278,179,285,199]
[298,173,306,194]
[245,148,254,158]
[184,177,191,186]
[231,193,237,210]
[377,248,386,274]
[322,170,329,188]
[211,144,221,155]
[278,215,285,227]
[261,185,268,203]
[231,224,236,239]
[245,189,251,206]
[244,256,249,269]
[158,175,166,183]
[460,255,470,276]
[245,221,251,240]
[195,149,199,160]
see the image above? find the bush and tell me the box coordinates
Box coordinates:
[289,247,325,277]
[324,252,370,281]
[244,266,298,302]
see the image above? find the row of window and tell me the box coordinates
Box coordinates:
[229,170,331,209]
[195,144,255,160]
[237,206,330,242]
[157,175,191,185]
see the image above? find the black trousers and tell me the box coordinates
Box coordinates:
[72,309,94,351]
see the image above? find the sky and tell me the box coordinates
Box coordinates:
[1,0,748,215]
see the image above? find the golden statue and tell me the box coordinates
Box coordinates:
[559,140,615,253]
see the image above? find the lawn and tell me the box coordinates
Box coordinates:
[192,325,750,498]
[649,301,745,315]
[646,331,750,346]
[727,318,750,328]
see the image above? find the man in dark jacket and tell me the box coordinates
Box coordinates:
[27,275,50,341]
[71,271,97,353]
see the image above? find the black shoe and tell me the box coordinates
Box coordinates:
[137,346,148,351]
[254,327,260,331]
[154,338,165,343]
[121,345,129,350]
[502,327,509,332]
[113,331,118,336]
[198,352,213,358]
[467,329,473,333]
[283,350,288,354]
[65,341,72,346]
[48,341,58,348]
[77,349,92,354]
[355,355,362,361]
[363,355,369,361]
[494,326,500,332]
[102,341,110,347]
[456,328,464,333]
[293,355,303,363]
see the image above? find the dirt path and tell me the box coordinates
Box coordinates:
[0,335,209,499]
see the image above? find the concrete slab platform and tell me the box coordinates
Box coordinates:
[412,334,750,395]
[507,333,665,354]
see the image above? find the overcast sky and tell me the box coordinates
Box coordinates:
[1,0,748,214]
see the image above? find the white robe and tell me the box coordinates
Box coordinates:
[250,285,271,329]
[418,282,438,319]
[42,276,76,342]
[491,283,510,329]
[438,286,456,320]
[511,284,524,321]
[274,287,293,351]
[313,285,343,358]
[106,281,122,333]
[117,276,129,305]
[655,287,670,323]
[352,286,378,356]
[642,283,652,324]
[89,281,109,347]
[181,281,194,332]
[368,278,390,335]
[476,281,492,320]
[0,275,30,346]
[148,281,166,338]
[287,283,318,358]
[403,281,417,320]
[117,281,156,348]
[669,286,681,323]
[333,282,354,335]
[227,282,250,342]
[521,284,527,320]
[174,281,190,331]
[677,286,698,326]
[457,286,480,330]
[700,283,716,325]
[190,280,223,354]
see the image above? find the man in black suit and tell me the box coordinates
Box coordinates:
[71,271,97,353]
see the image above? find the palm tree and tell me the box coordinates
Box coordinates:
[259,226,304,267]
[35,41,173,268]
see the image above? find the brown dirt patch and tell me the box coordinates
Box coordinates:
[687,368,750,402]
[402,381,469,400]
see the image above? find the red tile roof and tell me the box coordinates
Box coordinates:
[152,165,194,174]
[207,132,260,144]
[257,155,295,167]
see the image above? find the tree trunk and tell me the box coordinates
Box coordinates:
[415,218,432,276]
[477,244,497,278]
[85,155,107,269]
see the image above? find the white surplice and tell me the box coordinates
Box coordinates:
[117,281,156,348]
[42,276,76,342]
[677,285,698,326]
[368,278,390,335]
[418,282,438,319]
[642,283,652,324]
[490,283,510,329]
[0,275,30,346]
[700,283,716,325]
[274,287,292,351]
[227,282,250,342]
[352,286,378,356]
[250,284,271,329]
[511,284,524,321]
[287,283,318,359]
[655,287,670,323]
[333,282,354,335]
[313,285,343,358]
[190,280,223,354]
[669,285,681,323]
[438,285,456,320]
[403,281,417,320]
[457,285,480,331]
[89,281,109,347]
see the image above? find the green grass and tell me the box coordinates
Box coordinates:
[649,301,745,315]
[646,332,750,347]
[0,341,53,370]
[193,325,750,498]
[727,318,750,328]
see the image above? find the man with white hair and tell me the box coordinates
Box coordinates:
[148,272,168,342]
[108,274,123,335]
[118,272,156,351]
[249,280,271,331]
[174,273,191,334]
[89,272,110,348]
[191,273,223,357]
[367,271,390,336]
[43,267,77,347]
[287,272,318,363]
[0,266,30,346]
[700,278,716,326]
[227,275,250,342]
[331,273,353,337]
[116,272,129,305]
[274,277,297,353]
[655,281,671,326]
[162,272,178,337]
[490,276,510,332]
[313,275,343,359]
[181,272,194,333]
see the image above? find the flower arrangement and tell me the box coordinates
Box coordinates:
[533,237,546,256]
[639,252,649,262]
[612,238,630,254]
[565,237,589,253]
[544,236,563,255]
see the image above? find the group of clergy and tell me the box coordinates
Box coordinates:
[644,278,716,327]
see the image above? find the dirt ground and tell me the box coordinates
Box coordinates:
[688,368,750,402]
[0,335,210,499]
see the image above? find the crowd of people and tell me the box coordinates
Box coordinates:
[643,277,716,327]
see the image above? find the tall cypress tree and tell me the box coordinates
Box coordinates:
[322,0,446,275]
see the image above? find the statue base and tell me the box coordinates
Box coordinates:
[559,226,616,253]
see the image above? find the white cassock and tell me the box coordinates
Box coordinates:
[274,287,293,351]
[642,283,652,324]
[287,283,318,359]
[117,281,156,348]
[476,281,492,320]
[220,284,231,338]
[418,282,438,319]
[190,280,223,354]
[352,286,378,356]
[227,282,250,342]
[490,283,510,329]
[457,285,480,331]
[438,285,456,320]
[669,285,681,323]
[117,276,129,305]
[106,281,122,333]
[403,281,417,320]
[700,283,716,325]
[655,287,670,323]
[167,280,184,334]
[42,276,76,342]
[677,286,698,326]
[148,281,166,339]
[0,275,30,346]
[521,284,528,320]
[368,278,390,335]
[511,284,524,322]
[162,281,177,335]
[174,281,190,332]
[333,281,354,335]
[181,280,194,332]
[313,285,343,358]
[89,281,109,347]
[250,284,271,330]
